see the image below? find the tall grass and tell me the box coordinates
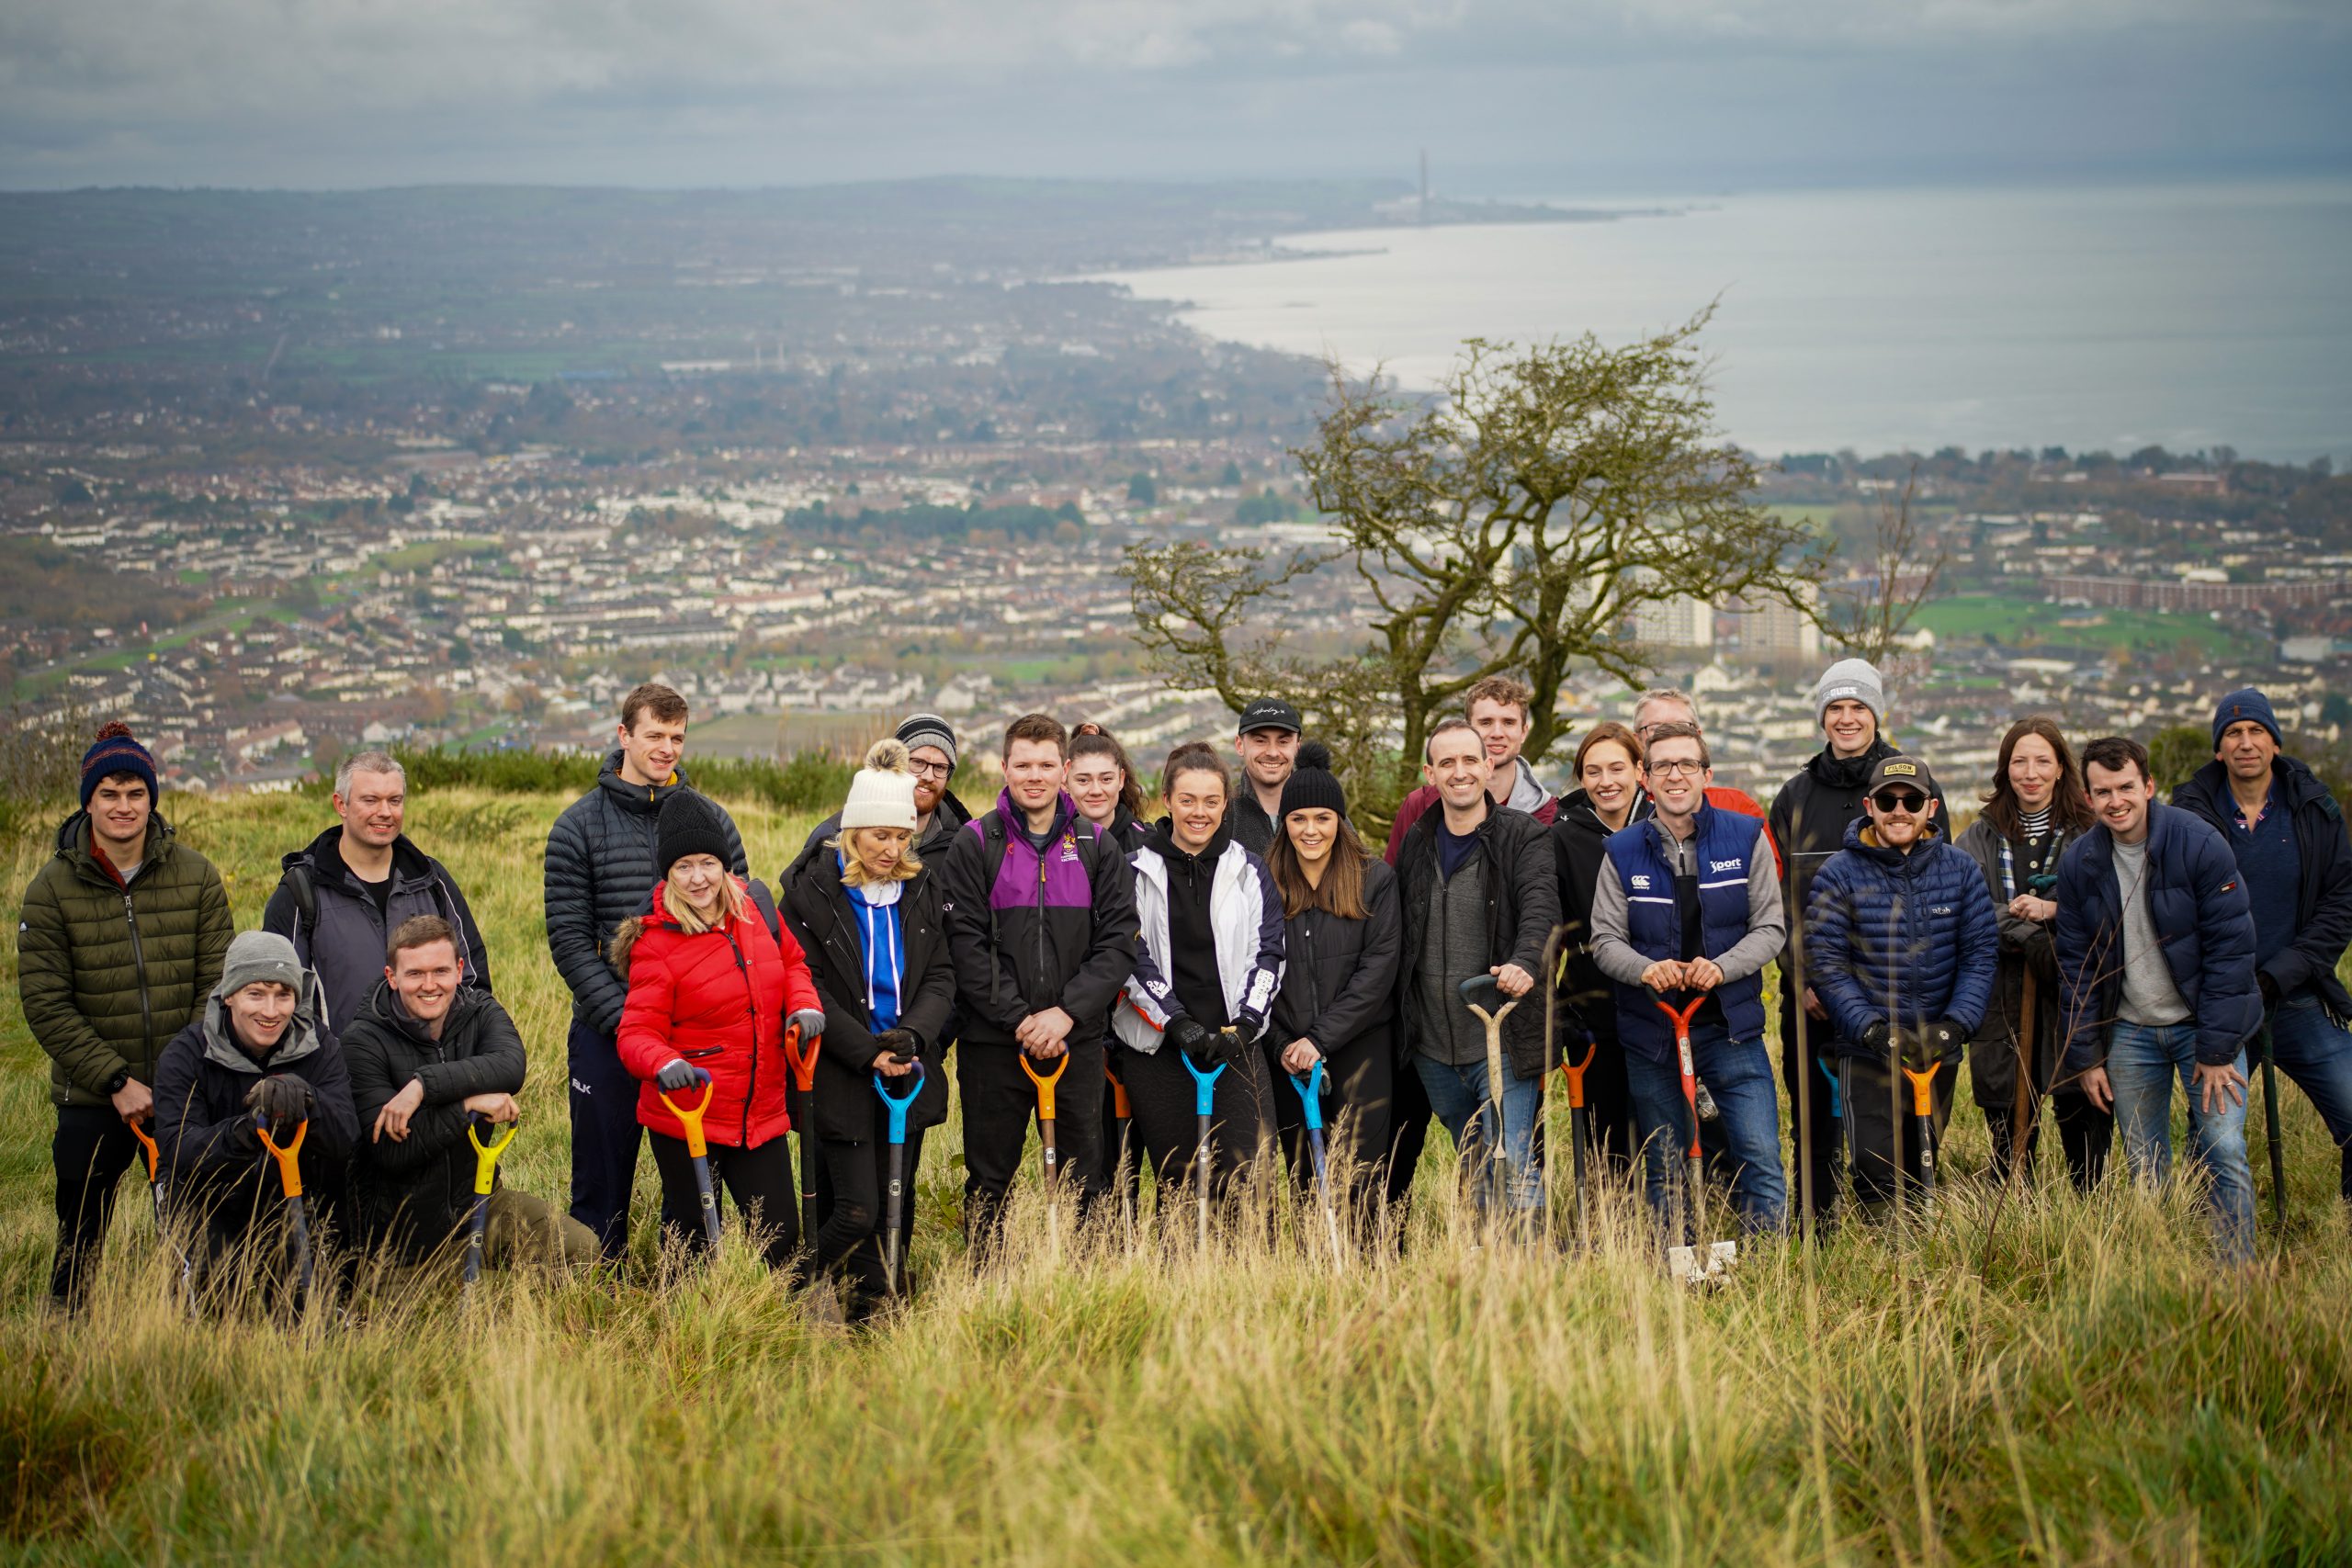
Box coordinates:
[3,788,2349,1563]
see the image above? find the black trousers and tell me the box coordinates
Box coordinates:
[1983,1091,2113,1191]
[1781,991,1844,1219]
[1102,1052,1144,1215]
[957,1036,1105,1251]
[1120,1039,1275,1200]
[813,1130,925,1314]
[1839,1051,1960,1210]
[1266,1033,1392,1227]
[1383,1051,1435,1221]
[647,1131,800,1270]
[566,1020,644,1262]
[51,1106,143,1306]
[1566,1030,1639,1179]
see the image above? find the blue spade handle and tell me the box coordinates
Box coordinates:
[1181,1050,1227,1117]
[873,1060,926,1145]
[1289,1058,1327,1133]
[1818,1055,1842,1119]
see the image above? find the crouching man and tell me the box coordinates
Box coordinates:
[344,916,597,1279]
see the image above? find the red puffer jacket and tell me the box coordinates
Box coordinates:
[616,880,819,1150]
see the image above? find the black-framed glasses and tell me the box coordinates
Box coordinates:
[1871,788,1927,814]
[1646,759,1706,778]
[908,761,952,780]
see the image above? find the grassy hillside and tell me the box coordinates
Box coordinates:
[3,788,2350,1563]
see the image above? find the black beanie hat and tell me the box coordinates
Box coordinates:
[1279,740,1348,822]
[655,788,732,880]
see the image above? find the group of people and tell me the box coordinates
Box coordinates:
[22,660,2352,1320]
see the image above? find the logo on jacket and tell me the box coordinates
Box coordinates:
[1630,874,1652,890]
[1710,858,1743,874]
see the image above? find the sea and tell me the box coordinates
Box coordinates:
[1097,180,2352,464]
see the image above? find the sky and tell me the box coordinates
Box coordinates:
[0,0,2346,192]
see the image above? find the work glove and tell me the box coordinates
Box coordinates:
[1167,1016,1214,1060]
[1210,1027,1249,1067]
[872,1028,920,1068]
[1907,1021,1962,1067]
[787,1009,827,1043]
[1859,1020,1894,1057]
[243,1075,314,1126]
[655,1058,712,1093]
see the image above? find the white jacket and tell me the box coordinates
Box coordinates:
[1117,838,1286,1054]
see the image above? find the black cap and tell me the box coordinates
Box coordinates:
[1866,753,1937,796]
[655,788,733,880]
[1237,698,1302,737]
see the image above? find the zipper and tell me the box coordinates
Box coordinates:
[723,924,759,1146]
[1034,831,1050,999]
[123,886,155,1066]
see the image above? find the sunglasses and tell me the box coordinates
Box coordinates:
[1871,788,1927,814]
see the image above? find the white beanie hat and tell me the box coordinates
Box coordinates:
[840,738,920,830]
[1813,657,1886,728]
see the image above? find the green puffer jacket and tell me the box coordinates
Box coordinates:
[17,810,234,1108]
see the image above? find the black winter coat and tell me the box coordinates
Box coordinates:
[153,985,358,1227]
[1395,803,1563,1077]
[341,981,529,1262]
[781,839,956,1143]
[2172,756,2352,1020]
[263,827,491,1034]
[544,750,747,1036]
[1549,788,1656,1044]
[1770,738,1949,969]
[1953,814,2072,1098]
[1270,856,1402,1065]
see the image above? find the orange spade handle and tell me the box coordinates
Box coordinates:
[1653,995,1707,1034]
[1108,1063,1132,1119]
[255,1117,308,1199]
[1020,1052,1067,1121]
[780,1021,820,1095]
[1558,1040,1598,1110]
[657,1078,717,1160]
[1901,1061,1940,1119]
[129,1118,162,1183]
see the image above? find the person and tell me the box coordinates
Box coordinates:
[152,931,359,1299]
[1069,723,1152,852]
[19,721,233,1311]
[1589,722,1789,1233]
[941,714,1139,1251]
[1227,698,1302,856]
[2057,736,2261,1262]
[343,916,596,1276]
[1383,675,1560,863]
[1393,717,1562,1218]
[781,741,957,1320]
[2171,687,2352,1208]
[1768,658,1945,1224]
[611,789,822,1271]
[264,749,491,1034]
[545,681,748,1260]
[797,713,974,864]
[1549,720,1652,1175]
[1953,718,2110,1188]
[1804,754,1998,1216]
[1633,688,1773,836]
[1264,742,1401,1231]
[1117,743,1286,1206]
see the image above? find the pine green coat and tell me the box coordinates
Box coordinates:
[17,810,234,1108]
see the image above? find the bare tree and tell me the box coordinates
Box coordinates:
[1818,467,1948,676]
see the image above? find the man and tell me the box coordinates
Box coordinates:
[1804,755,1998,1216]
[1634,687,1773,840]
[1767,657,1944,1223]
[2171,688,2352,1208]
[1227,697,1302,856]
[153,931,358,1295]
[1384,676,1560,865]
[544,681,747,1260]
[18,721,233,1311]
[263,749,490,1034]
[941,713,1139,1250]
[2058,736,2261,1261]
[1393,717,1561,1215]
[797,712,972,864]
[344,916,596,1275]
[1589,722,1789,1232]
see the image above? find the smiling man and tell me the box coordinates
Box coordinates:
[264,749,490,1036]
[1382,676,1559,864]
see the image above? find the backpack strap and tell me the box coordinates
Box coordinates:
[745,878,783,944]
[284,863,317,929]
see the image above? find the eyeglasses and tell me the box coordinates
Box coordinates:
[1871,789,1927,814]
[1646,759,1707,778]
[908,761,952,780]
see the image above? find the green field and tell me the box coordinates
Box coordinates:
[3,787,2349,1562]
[1917,592,2265,660]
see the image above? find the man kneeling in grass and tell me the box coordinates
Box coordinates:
[345,916,597,1277]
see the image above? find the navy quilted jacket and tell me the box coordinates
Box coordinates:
[1804,816,1999,1057]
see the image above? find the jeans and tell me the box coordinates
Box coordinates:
[1414,1052,1545,1213]
[2264,996,2352,1201]
[1625,1023,1787,1235]
[2106,1021,2256,1263]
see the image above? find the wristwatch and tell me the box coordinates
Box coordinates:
[104,1069,130,1096]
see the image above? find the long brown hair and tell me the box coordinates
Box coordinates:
[1267,813,1371,920]
[1981,716,2095,840]
[1070,723,1148,821]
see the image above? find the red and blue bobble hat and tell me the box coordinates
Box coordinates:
[79,720,158,808]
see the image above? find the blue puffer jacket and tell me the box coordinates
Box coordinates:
[1804,816,1999,1058]
[2054,803,2260,1070]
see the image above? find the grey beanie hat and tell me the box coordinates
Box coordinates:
[1814,657,1886,727]
[896,712,959,773]
[216,931,304,998]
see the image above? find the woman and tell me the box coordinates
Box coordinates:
[1548,721,1652,1176]
[1954,717,2110,1189]
[1069,723,1151,852]
[612,787,821,1270]
[1264,742,1400,1231]
[782,740,956,1319]
[1115,742,1285,1207]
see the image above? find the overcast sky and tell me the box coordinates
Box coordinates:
[2,0,2345,191]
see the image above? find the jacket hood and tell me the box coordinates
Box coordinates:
[1843,810,1946,863]
[1502,756,1552,816]
[200,974,327,1074]
[597,746,692,817]
[1146,815,1233,870]
[279,823,436,886]
[1558,786,1654,840]
[1805,736,1898,792]
[54,808,175,879]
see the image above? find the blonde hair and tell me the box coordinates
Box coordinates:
[607,863,748,978]
[825,737,923,887]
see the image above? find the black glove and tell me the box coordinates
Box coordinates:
[1916,1020,1963,1063]
[2258,971,2281,1007]
[244,1075,313,1126]
[873,1028,920,1067]
[1167,1016,1214,1059]
[1212,1027,1248,1067]
[1860,1020,1893,1056]
[655,1058,711,1093]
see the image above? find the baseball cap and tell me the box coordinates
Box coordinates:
[1237,698,1302,737]
[1866,754,1936,796]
